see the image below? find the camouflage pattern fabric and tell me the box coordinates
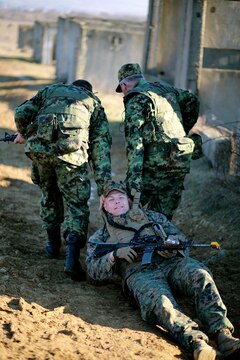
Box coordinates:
[29,153,90,245]
[86,209,234,350]
[123,78,199,218]
[103,180,127,197]
[116,63,143,92]
[140,172,187,219]
[126,257,232,350]
[118,63,142,83]
[15,83,112,196]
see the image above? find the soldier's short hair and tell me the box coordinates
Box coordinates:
[72,79,93,92]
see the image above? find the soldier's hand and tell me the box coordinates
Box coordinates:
[157,250,178,259]
[113,247,138,263]
[14,132,25,144]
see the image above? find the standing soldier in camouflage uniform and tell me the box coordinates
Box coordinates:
[86,181,240,360]
[116,63,201,219]
[14,80,112,281]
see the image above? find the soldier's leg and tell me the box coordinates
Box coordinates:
[29,153,64,258]
[56,161,90,281]
[166,256,233,335]
[141,172,186,220]
[125,267,209,351]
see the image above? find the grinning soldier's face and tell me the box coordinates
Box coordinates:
[103,190,130,216]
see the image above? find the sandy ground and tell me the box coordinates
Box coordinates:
[0,17,239,360]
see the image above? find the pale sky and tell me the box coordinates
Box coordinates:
[0,0,149,19]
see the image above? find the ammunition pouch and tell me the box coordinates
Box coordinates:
[145,137,194,171]
[57,114,88,154]
[188,133,203,160]
[37,114,58,142]
[170,137,194,168]
[36,113,89,155]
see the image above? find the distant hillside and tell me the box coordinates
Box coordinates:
[0,0,148,20]
[0,8,60,22]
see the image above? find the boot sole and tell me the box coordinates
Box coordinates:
[194,348,217,360]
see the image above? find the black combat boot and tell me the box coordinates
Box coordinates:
[64,233,86,281]
[45,226,61,259]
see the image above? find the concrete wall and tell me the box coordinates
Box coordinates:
[56,17,145,93]
[18,24,34,49]
[199,0,240,131]
[144,0,240,176]
[56,17,82,82]
[143,0,203,93]
[32,22,43,63]
[33,21,57,65]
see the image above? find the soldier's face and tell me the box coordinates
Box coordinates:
[120,82,133,95]
[104,190,129,216]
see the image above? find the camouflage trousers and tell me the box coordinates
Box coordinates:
[28,153,90,246]
[125,256,233,350]
[141,170,187,220]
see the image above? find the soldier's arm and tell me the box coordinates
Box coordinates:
[124,95,149,193]
[175,88,200,134]
[89,104,112,196]
[86,228,116,281]
[14,87,47,138]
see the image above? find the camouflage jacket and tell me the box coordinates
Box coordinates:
[15,83,112,195]
[123,79,199,192]
[86,209,188,282]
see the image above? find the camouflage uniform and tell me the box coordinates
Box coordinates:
[15,81,112,280]
[86,208,233,351]
[116,63,200,219]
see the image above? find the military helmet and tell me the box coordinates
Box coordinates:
[103,180,127,198]
[116,63,143,93]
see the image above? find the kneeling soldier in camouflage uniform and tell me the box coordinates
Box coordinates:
[14,80,112,281]
[86,181,240,359]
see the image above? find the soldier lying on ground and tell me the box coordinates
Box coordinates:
[86,180,240,360]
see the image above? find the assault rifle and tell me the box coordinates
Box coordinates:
[93,235,220,266]
[0,132,17,142]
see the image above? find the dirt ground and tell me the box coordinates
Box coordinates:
[0,17,239,360]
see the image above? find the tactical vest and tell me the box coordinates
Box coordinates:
[125,82,186,140]
[102,208,155,244]
[125,82,195,170]
[36,84,96,154]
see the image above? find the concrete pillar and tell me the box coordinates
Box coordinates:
[174,0,205,93]
[143,0,163,77]
[56,17,70,82]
